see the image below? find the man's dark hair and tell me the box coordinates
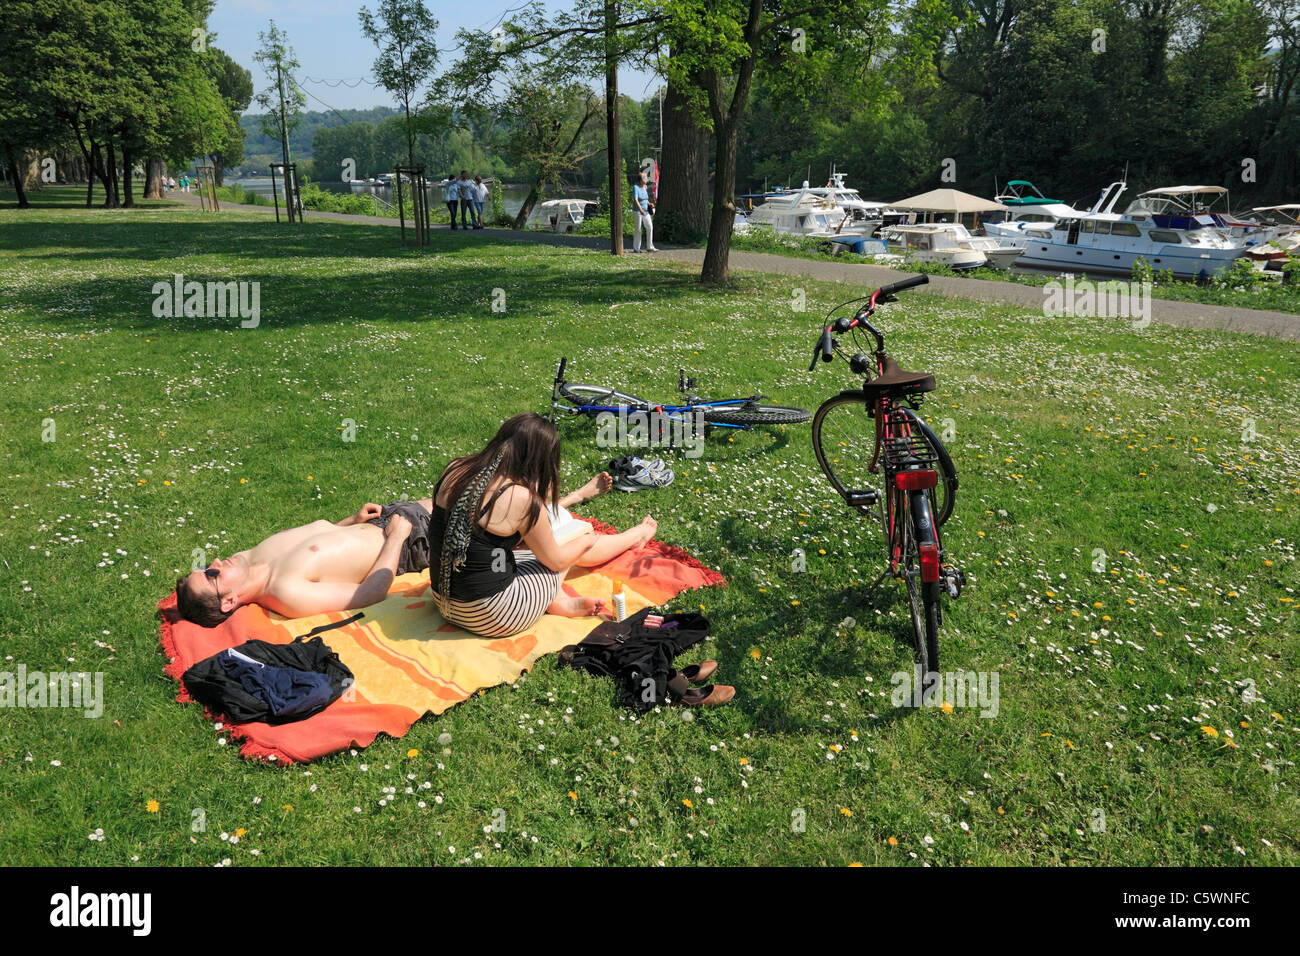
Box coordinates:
[175,576,235,628]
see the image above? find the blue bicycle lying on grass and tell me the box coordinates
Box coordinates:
[547,358,811,432]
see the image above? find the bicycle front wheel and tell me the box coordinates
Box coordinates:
[812,393,888,527]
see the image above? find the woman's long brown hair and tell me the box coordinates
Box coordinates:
[439,413,561,532]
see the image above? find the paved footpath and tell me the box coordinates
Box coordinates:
[173,191,1300,342]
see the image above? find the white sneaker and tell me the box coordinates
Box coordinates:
[647,247,659,252]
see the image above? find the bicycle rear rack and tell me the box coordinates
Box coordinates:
[882,430,938,469]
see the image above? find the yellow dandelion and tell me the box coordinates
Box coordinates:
[941,702,954,713]
[282,804,294,811]
[568,791,577,801]
[749,649,760,659]
[235,828,246,838]
[682,799,693,808]
[840,808,852,817]
[1200,726,1218,738]
[407,749,419,758]
[887,836,899,846]
[145,799,159,814]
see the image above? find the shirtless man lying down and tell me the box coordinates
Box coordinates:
[174,473,652,626]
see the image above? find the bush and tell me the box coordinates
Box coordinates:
[299,182,375,217]
[654,209,706,246]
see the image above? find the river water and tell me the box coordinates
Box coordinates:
[229,178,594,219]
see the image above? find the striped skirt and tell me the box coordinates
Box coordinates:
[432,549,564,637]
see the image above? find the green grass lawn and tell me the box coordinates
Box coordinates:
[1,188,1297,866]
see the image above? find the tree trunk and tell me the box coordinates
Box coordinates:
[512,185,540,229]
[209,155,225,187]
[91,142,111,206]
[144,157,164,199]
[656,79,711,234]
[8,153,30,208]
[604,0,623,255]
[122,145,135,207]
[701,116,739,284]
[107,141,121,207]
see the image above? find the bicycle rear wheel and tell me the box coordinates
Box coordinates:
[701,402,810,427]
[902,491,941,686]
[896,407,958,527]
[557,382,650,412]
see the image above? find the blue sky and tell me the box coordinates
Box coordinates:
[208,0,662,114]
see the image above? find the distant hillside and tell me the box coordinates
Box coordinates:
[239,107,400,161]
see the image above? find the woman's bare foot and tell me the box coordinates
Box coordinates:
[568,472,612,506]
[630,514,657,547]
[547,594,609,618]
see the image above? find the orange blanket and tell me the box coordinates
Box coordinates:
[159,518,723,764]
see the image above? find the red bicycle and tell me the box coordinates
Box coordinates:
[808,274,964,680]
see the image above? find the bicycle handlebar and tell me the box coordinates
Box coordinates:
[876,273,929,299]
[808,274,929,372]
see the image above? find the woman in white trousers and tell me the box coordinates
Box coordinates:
[632,171,657,252]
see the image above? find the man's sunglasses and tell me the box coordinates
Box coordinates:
[204,566,222,602]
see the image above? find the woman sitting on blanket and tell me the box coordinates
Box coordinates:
[428,412,657,637]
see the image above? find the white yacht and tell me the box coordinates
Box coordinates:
[881,224,988,270]
[528,198,587,232]
[984,181,1089,247]
[1013,180,1248,279]
[747,188,873,237]
[1241,205,1300,269]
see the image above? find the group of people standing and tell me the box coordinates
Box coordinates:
[442,170,490,230]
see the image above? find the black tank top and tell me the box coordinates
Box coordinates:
[428,474,524,602]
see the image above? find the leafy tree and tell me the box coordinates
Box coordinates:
[359,0,440,170]
[205,47,253,184]
[253,20,307,171]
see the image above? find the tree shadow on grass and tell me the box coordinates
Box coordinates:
[0,248,709,334]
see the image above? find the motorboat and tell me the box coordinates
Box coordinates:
[1014,180,1248,279]
[1240,205,1300,269]
[985,181,1090,246]
[747,188,872,237]
[528,198,586,232]
[881,224,987,270]
[936,223,1025,269]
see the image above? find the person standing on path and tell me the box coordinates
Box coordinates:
[457,170,476,229]
[473,175,489,229]
[443,174,460,229]
[632,171,657,253]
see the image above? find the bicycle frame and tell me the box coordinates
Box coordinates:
[548,359,761,430]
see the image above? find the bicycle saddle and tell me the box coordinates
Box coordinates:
[862,355,936,397]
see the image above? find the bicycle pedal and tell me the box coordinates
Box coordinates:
[943,566,966,599]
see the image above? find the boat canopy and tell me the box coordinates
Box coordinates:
[1252,204,1300,212]
[998,180,1061,204]
[890,188,1008,214]
[1139,185,1228,196]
